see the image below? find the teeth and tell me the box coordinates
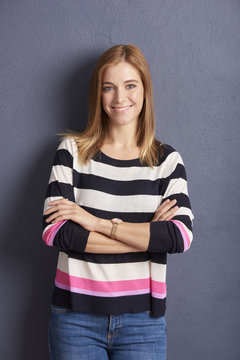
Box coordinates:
[114,106,131,110]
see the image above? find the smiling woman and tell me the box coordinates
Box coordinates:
[42,44,194,360]
[101,62,145,128]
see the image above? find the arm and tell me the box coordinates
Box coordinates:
[45,195,178,253]
[86,199,179,253]
[85,231,142,254]
[45,150,192,254]
[43,138,147,253]
[93,151,193,253]
[42,138,90,252]
[100,151,194,254]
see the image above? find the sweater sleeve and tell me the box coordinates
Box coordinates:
[148,149,194,254]
[42,138,90,252]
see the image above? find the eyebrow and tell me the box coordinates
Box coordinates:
[102,79,139,85]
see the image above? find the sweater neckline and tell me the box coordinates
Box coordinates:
[99,150,141,167]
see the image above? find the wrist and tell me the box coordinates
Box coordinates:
[94,218,112,236]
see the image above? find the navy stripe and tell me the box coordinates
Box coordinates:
[53,149,73,168]
[67,250,152,264]
[149,221,184,253]
[149,252,167,265]
[91,144,176,168]
[158,163,187,195]
[92,151,145,167]
[80,205,155,222]
[53,221,89,252]
[73,171,162,196]
[150,297,167,317]
[166,193,192,209]
[52,287,154,316]
[52,287,166,317]
[46,181,75,201]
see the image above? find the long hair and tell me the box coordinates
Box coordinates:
[63,44,163,167]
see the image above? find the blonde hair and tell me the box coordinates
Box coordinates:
[63,44,163,167]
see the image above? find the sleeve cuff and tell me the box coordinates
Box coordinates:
[148,221,174,253]
[60,221,90,252]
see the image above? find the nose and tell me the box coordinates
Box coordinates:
[114,87,127,104]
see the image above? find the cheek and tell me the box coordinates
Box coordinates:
[131,89,144,106]
[102,94,112,109]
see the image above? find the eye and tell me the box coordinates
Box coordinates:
[126,84,136,89]
[102,86,114,92]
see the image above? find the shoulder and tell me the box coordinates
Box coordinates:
[157,142,184,166]
[57,136,78,158]
[52,137,78,167]
[155,143,188,181]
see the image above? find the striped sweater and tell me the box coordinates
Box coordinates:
[42,137,194,317]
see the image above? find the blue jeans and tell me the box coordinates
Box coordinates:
[49,304,167,360]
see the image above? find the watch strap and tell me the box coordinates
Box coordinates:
[110,218,123,239]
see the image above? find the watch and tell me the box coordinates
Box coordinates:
[110,218,123,239]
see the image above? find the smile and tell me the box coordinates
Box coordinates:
[111,105,132,113]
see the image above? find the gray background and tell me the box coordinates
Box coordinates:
[1,0,240,359]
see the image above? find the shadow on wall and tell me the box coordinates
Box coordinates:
[0,54,101,360]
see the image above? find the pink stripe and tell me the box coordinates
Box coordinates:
[42,221,67,246]
[151,280,166,294]
[170,220,190,251]
[56,269,150,292]
[55,280,150,297]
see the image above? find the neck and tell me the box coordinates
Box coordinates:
[104,122,138,149]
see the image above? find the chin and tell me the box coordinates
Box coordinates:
[114,118,137,126]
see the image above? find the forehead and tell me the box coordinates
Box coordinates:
[102,62,141,82]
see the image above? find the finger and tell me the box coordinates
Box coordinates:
[44,206,57,215]
[158,199,177,213]
[50,209,76,224]
[51,215,69,224]
[45,209,73,223]
[154,206,179,222]
[161,206,179,221]
[48,198,70,205]
[164,206,179,221]
[160,199,177,211]
[153,199,177,220]
[44,202,73,215]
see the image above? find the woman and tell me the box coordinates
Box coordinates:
[43,44,194,360]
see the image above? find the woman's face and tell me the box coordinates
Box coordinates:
[101,62,144,127]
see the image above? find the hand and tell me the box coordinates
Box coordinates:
[152,199,179,222]
[44,198,98,232]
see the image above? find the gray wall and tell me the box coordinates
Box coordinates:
[1,1,240,359]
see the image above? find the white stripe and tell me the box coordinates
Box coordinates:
[164,178,188,197]
[73,151,183,182]
[43,196,64,213]
[49,165,73,185]
[57,252,166,282]
[174,206,194,221]
[74,188,161,213]
[150,262,167,282]
[58,137,77,157]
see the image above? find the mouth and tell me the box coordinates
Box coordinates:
[111,105,133,113]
